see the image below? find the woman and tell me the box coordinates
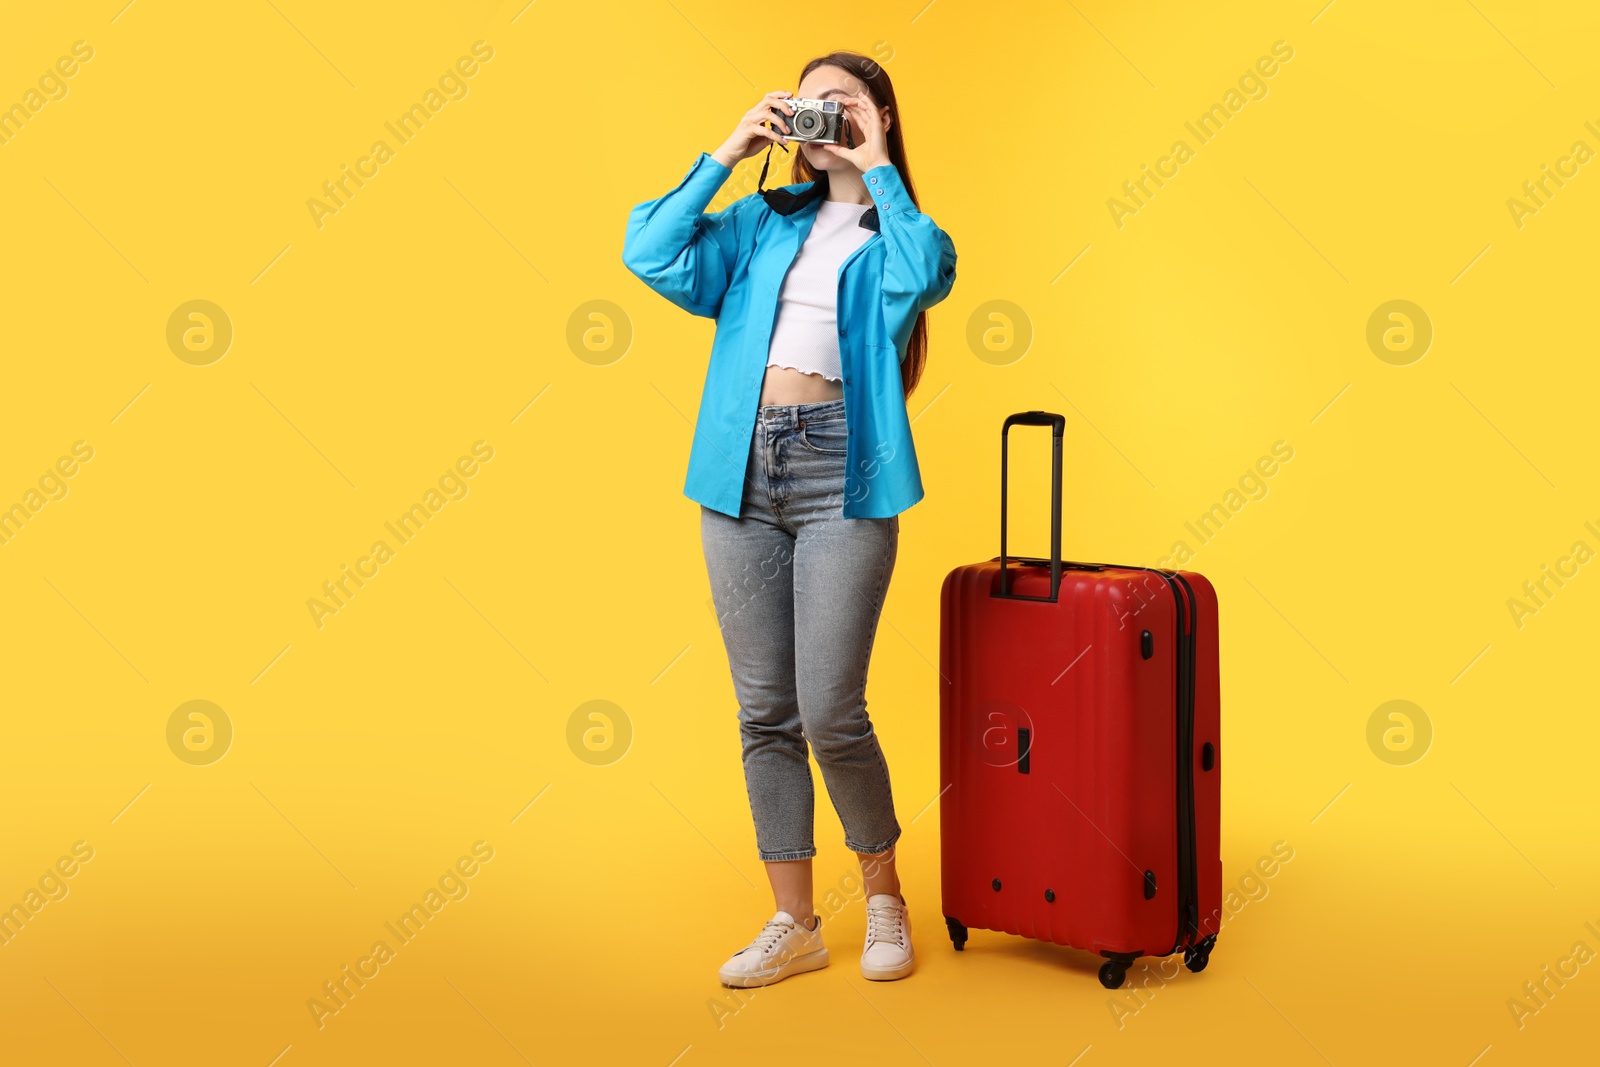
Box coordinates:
[622,51,956,987]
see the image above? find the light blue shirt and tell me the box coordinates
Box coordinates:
[622,152,957,519]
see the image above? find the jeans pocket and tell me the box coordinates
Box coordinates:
[799,417,847,456]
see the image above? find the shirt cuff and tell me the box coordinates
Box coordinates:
[863,163,914,217]
[698,150,733,178]
[686,151,733,198]
[654,151,734,214]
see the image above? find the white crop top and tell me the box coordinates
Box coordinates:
[765,199,876,382]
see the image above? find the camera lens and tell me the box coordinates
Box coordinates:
[793,108,821,136]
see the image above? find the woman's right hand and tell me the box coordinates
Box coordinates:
[711,91,794,169]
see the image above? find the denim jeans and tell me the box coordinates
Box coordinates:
[701,398,902,862]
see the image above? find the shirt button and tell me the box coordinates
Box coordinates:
[870,176,878,184]
[875,188,883,195]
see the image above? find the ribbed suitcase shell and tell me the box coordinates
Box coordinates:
[939,556,1221,972]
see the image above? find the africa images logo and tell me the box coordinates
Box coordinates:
[306,441,495,629]
[306,41,495,230]
[1106,40,1295,229]
[306,841,495,1030]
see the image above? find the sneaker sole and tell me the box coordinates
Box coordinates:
[860,956,916,981]
[719,947,830,988]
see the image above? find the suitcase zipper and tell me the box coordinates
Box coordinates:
[1164,571,1200,954]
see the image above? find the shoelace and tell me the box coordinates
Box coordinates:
[865,903,906,948]
[749,917,796,957]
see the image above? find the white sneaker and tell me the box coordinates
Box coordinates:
[718,911,829,988]
[861,893,915,981]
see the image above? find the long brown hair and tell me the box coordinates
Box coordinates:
[790,51,928,399]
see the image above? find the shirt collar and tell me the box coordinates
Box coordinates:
[764,171,879,232]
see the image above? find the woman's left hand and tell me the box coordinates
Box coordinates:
[812,94,892,173]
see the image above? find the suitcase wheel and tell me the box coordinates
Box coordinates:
[1184,934,1217,973]
[944,916,968,951]
[1098,961,1128,989]
[1098,951,1139,989]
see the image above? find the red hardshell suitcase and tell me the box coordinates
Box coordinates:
[939,411,1222,988]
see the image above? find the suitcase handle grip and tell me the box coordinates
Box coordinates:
[1002,411,1064,430]
[997,411,1064,602]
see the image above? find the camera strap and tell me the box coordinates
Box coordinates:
[756,104,858,217]
[756,143,814,213]
[754,141,788,198]
[756,140,880,232]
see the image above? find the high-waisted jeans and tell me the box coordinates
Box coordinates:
[701,398,902,862]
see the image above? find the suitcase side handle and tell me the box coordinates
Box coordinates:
[997,411,1064,602]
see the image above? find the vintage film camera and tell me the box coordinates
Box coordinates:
[769,97,855,147]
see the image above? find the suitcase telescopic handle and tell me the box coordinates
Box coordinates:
[997,411,1064,602]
